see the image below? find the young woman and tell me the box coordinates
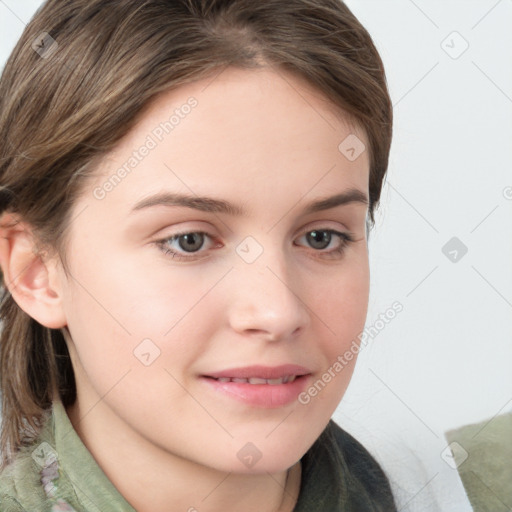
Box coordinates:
[0,0,395,510]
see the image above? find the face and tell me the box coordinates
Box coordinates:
[57,66,370,474]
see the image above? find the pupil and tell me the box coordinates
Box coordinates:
[180,233,203,252]
[308,230,330,249]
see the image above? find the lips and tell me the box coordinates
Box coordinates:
[200,364,312,407]
[204,364,311,381]
[214,375,297,385]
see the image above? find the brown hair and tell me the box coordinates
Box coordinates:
[0,0,392,466]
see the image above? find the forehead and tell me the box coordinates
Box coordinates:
[84,66,370,217]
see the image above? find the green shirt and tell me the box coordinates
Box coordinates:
[0,402,396,511]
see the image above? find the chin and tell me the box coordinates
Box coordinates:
[216,427,319,475]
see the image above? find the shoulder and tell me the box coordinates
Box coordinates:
[0,494,28,512]
[327,420,392,486]
[0,450,51,511]
[300,419,397,511]
[0,410,55,511]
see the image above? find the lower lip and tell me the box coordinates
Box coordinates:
[200,375,310,408]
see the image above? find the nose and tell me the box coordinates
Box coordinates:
[227,245,310,342]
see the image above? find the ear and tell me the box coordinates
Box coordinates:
[0,212,67,329]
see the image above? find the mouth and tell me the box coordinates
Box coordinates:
[200,365,312,408]
[206,375,299,385]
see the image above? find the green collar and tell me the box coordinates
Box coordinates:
[2,401,394,511]
[49,401,136,511]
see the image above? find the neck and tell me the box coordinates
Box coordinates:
[66,400,301,512]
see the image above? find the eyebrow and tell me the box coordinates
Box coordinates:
[130,188,368,216]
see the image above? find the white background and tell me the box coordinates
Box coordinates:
[1,1,511,510]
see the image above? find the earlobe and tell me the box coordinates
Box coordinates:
[0,213,67,329]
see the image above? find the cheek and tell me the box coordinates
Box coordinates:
[313,256,370,349]
[302,259,369,411]
[61,253,214,380]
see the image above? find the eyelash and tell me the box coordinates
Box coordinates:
[155,228,355,261]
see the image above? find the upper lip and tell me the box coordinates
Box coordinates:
[204,364,311,380]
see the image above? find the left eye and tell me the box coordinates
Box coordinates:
[159,231,213,256]
[156,229,354,260]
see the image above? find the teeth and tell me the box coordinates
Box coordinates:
[266,378,284,385]
[214,375,298,385]
[248,377,268,384]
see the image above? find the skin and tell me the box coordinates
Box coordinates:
[0,66,370,511]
